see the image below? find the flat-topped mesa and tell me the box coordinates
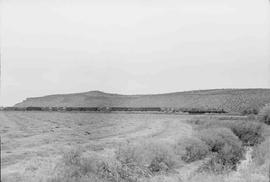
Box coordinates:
[14,89,270,113]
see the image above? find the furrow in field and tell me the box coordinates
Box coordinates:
[1,112,194,180]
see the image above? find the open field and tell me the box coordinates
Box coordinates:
[1,111,193,181]
[1,111,269,182]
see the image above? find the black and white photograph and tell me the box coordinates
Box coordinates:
[0,0,270,181]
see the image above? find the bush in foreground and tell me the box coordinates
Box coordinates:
[228,121,265,146]
[198,127,244,172]
[176,137,210,163]
[49,141,181,182]
[48,149,104,182]
[252,138,270,166]
[258,104,270,125]
[116,141,179,174]
[52,149,152,182]
[49,148,142,182]
[195,119,265,146]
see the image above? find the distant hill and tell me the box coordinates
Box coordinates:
[14,89,270,113]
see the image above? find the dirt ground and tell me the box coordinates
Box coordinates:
[0,111,194,181]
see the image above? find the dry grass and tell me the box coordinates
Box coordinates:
[116,140,181,174]
[46,115,269,182]
[48,141,181,182]
[175,137,209,163]
[2,112,269,182]
[193,119,266,146]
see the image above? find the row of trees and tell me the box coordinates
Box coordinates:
[1,106,227,114]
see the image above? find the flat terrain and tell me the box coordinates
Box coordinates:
[0,111,193,181]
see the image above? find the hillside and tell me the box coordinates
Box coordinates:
[14,89,270,113]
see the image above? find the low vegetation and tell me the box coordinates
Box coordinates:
[2,108,269,182]
[48,114,269,182]
[252,138,270,167]
[48,141,181,182]
[177,137,209,163]
[198,128,244,172]
[193,119,265,146]
[258,104,270,125]
[185,113,269,175]
[241,107,259,115]
[117,141,180,174]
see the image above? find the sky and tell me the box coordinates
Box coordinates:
[0,0,270,106]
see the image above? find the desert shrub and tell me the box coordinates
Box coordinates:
[258,105,270,125]
[242,108,258,115]
[246,114,256,120]
[198,128,244,172]
[146,143,179,173]
[199,128,242,152]
[197,119,265,146]
[56,148,88,179]
[188,118,208,125]
[217,116,246,121]
[176,137,210,163]
[49,149,121,182]
[211,120,265,146]
[252,138,270,166]
[114,143,153,181]
[52,144,179,182]
[228,121,265,146]
[116,141,179,174]
[140,175,182,182]
[48,175,103,182]
[189,119,201,125]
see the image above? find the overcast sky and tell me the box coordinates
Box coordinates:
[1,0,270,106]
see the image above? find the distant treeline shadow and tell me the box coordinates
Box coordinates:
[0,106,227,114]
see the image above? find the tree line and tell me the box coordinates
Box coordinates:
[0,106,227,114]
